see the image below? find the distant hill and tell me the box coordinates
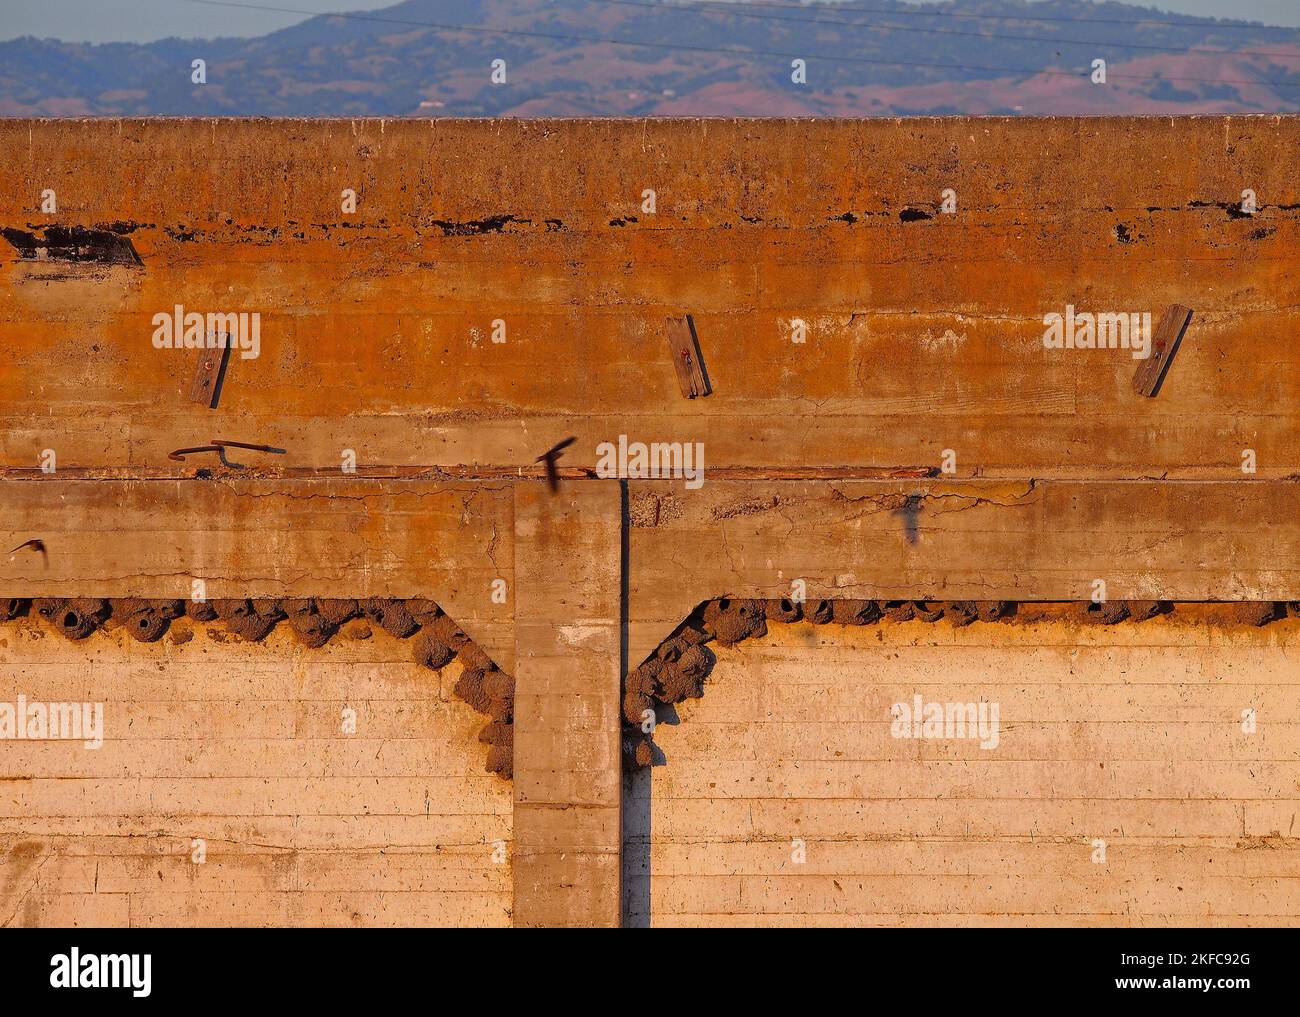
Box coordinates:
[2,0,1299,116]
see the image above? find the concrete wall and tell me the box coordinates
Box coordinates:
[0,617,511,927]
[2,117,1299,477]
[628,616,1300,927]
[3,117,1299,926]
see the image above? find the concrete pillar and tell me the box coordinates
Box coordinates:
[511,480,624,926]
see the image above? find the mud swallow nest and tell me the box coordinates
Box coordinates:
[4,595,1296,780]
[0,596,513,780]
[621,597,1300,769]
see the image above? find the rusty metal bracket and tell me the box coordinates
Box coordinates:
[211,440,284,454]
[168,440,286,468]
[167,445,222,462]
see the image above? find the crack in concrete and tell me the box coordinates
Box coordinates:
[0,851,53,929]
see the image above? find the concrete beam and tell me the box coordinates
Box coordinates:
[0,477,515,670]
[511,480,623,927]
[627,477,1300,664]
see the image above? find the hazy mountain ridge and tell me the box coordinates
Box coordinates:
[2,0,1299,116]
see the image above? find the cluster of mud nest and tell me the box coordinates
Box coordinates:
[0,596,513,779]
[621,597,1300,769]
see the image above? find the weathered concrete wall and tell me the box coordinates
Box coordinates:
[2,117,1299,476]
[628,617,1300,927]
[2,117,1298,927]
[0,617,511,927]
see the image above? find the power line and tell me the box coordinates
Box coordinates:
[178,0,1300,91]
[595,0,1300,60]
[688,0,1288,32]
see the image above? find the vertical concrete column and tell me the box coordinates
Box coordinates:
[512,480,624,927]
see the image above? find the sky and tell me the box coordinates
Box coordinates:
[2,0,1298,43]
